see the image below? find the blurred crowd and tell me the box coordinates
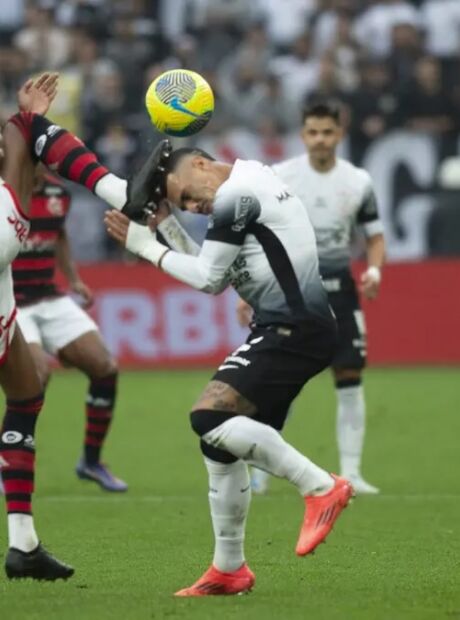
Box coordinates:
[0,0,459,259]
[1,1,460,162]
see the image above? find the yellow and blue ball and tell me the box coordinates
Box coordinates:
[145,69,214,137]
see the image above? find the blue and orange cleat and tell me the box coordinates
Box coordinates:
[174,563,255,597]
[76,459,128,493]
[296,474,353,556]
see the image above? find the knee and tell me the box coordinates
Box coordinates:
[190,409,235,437]
[36,363,51,390]
[89,358,118,381]
[333,368,362,389]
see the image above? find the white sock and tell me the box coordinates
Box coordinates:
[94,173,128,210]
[336,384,365,478]
[202,416,332,496]
[8,514,39,552]
[205,458,250,573]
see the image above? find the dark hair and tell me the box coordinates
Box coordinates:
[166,147,215,173]
[302,100,342,124]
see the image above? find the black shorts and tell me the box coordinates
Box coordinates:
[212,319,337,431]
[322,270,366,370]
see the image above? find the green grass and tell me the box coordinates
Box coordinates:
[0,368,459,619]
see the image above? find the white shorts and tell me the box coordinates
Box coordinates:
[0,266,17,365]
[17,296,98,356]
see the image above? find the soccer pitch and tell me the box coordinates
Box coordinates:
[0,368,459,619]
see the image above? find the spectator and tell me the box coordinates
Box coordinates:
[398,56,457,134]
[81,65,128,147]
[0,45,28,122]
[14,4,71,70]
[353,0,420,58]
[269,32,320,104]
[254,0,316,51]
[306,54,348,103]
[388,23,424,89]
[348,61,399,155]
[421,0,460,60]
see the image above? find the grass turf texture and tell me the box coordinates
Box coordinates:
[0,368,459,619]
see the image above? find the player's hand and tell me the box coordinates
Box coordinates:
[236,298,253,327]
[17,73,59,116]
[360,267,381,300]
[104,210,130,246]
[71,280,94,309]
[147,199,172,232]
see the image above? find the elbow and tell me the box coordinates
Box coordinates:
[201,280,228,295]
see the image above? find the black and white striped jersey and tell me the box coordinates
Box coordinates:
[272,155,383,275]
[160,159,333,327]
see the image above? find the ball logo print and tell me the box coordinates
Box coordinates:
[145,69,214,137]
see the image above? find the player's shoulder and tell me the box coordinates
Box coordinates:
[212,160,263,226]
[216,160,264,203]
[336,158,372,188]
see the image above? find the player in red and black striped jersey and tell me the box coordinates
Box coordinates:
[11,168,127,493]
[13,170,71,305]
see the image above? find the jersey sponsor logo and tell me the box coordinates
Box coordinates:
[47,197,65,216]
[7,213,28,242]
[1,430,23,444]
[44,186,65,197]
[21,237,57,253]
[276,190,292,202]
[232,196,252,232]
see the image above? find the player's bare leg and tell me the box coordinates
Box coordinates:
[0,327,74,580]
[334,368,379,494]
[175,381,352,596]
[58,331,127,492]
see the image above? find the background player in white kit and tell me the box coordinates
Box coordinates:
[239,101,385,495]
[103,140,353,596]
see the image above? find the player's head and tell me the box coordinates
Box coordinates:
[163,147,223,214]
[301,100,343,166]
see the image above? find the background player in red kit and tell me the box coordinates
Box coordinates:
[10,167,127,492]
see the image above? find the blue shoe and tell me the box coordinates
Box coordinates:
[76,459,128,492]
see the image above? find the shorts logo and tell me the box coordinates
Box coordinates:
[7,214,28,242]
[35,134,47,157]
[1,431,23,444]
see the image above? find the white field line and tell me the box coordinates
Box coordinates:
[36,493,460,503]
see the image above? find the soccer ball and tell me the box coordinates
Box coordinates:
[145,69,214,137]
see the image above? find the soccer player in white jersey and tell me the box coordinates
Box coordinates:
[239,101,385,495]
[0,73,73,580]
[103,140,354,596]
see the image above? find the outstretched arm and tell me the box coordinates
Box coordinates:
[105,210,233,294]
[3,73,58,208]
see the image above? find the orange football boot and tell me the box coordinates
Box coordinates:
[174,563,255,597]
[296,474,353,556]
